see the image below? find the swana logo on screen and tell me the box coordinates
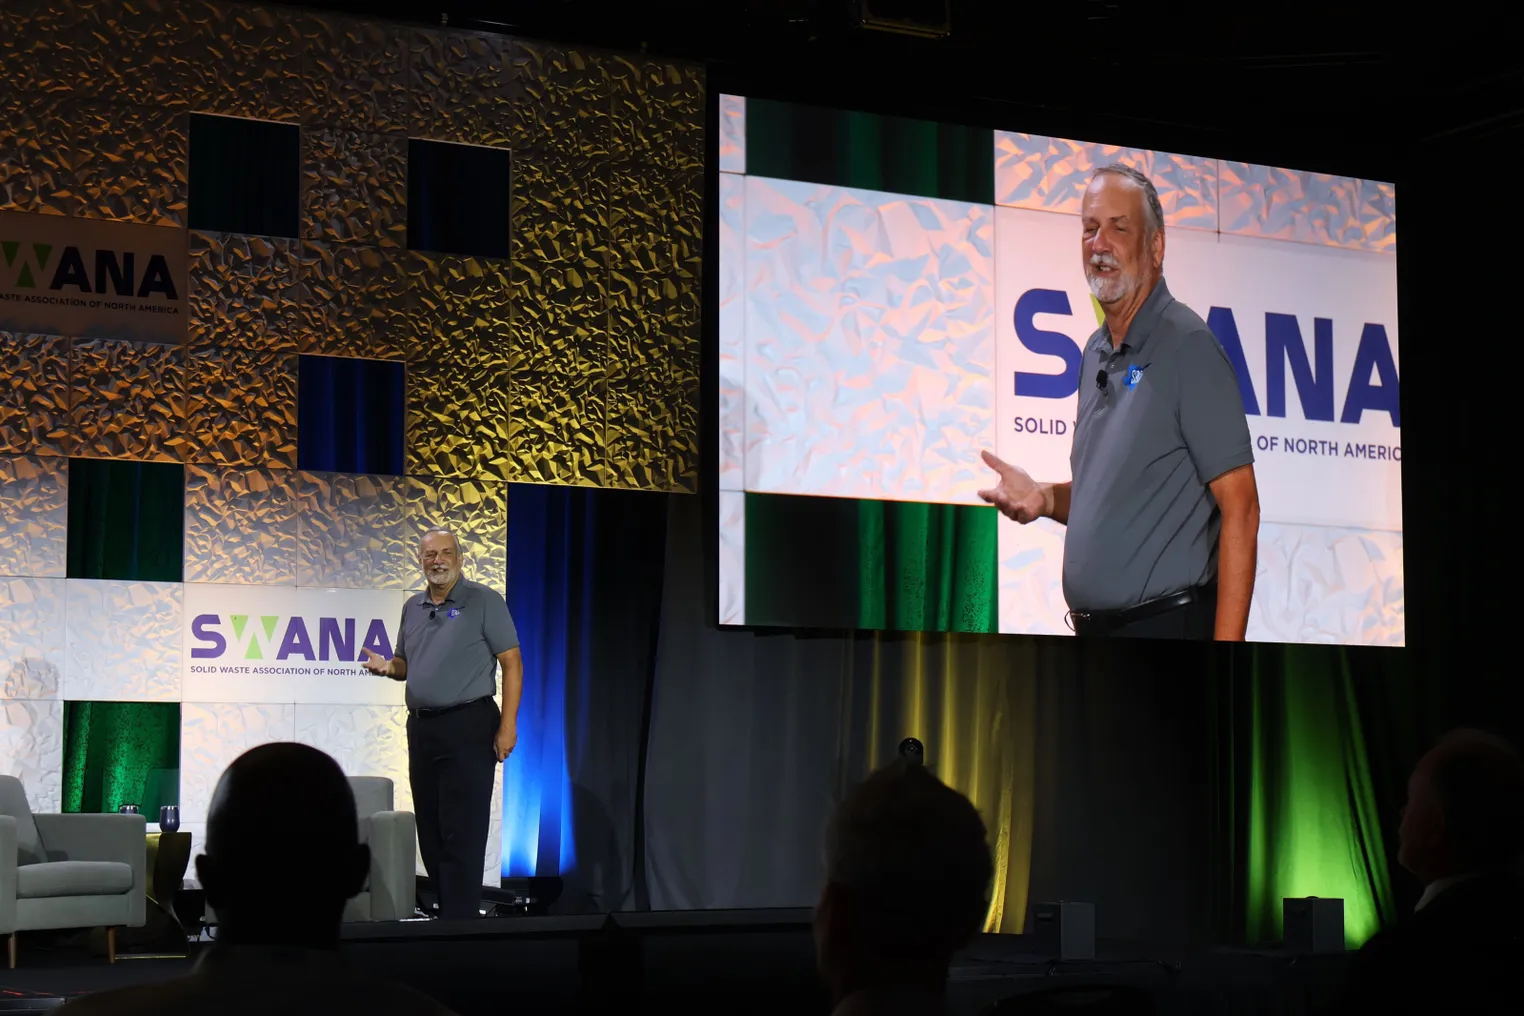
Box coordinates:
[0,240,180,299]
[189,614,393,662]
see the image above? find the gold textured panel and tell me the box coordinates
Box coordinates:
[0,94,45,215]
[509,371,605,487]
[302,128,408,247]
[606,372,695,492]
[178,0,303,122]
[300,12,410,133]
[510,259,606,374]
[69,339,185,462]
[72,101,188,226]
[296,241,411,360]
[406,252,512,371]
[609,161,703,280]
[608,56,704,171]
[296,471,411,589]
[410,28,515,147]
[183,347,298,468]
[404,477,508,595]
[1,0,184,106]
[510,40,609,156]
[406,361,512,481]
[0,334,72,457]
[183,465,299,585]
[188,231,299,351]
[513,147,610,267]
[609,271,701,383]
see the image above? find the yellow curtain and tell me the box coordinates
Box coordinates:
[843,631,1039,932]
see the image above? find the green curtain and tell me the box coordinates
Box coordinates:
[62,701,180,815]
[856,500,996,632]
[66,457,184,583]
[1213,645,1400,948]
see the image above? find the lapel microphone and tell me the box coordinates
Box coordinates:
[1095,369,1108,393]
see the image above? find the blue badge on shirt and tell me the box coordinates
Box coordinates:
[447,607,461,619]
[1123,362,1151,391]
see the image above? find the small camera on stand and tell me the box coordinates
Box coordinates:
[898,737,924,765]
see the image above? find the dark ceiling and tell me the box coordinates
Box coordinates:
[264,0,1524,177]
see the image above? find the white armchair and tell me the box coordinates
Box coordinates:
[0,775,147,968]
[344,776,417,923]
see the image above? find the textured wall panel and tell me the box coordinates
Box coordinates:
[0,334,71,458]
[0,578,66,700]
[511,371,605,487]
[0,455,68,580]
[608,56,704,172]
[1358,180,1397,253]
[718,93,745,175]
[294,703,412,812]
[297,242,411,360]
[1249,524,1405,646]
[177,0,303,122]
[302,128,408,247]
[188,232,299,351]
[716,490,745,626]
[296,471,412,589]
[179,702,297,825]
[412,29,515,147]
[743,177,996,504]
[406,253,512,372]
[1219,162,1365,249]
[0,94,47,215]
[609,270,701,384]
[716,174,745,491]
[510,259,605,374]
[512,145,609,269]
[404,477,508,595]
[994,131,1219,233]
[300,12,410,133]
[183,347,298,468]
[487,760,503,885]
[70,339,185,462]
[0,699,65,815]
[610,161,703,281]
[997,518,1071,637]
[406,361,513,481]
[606,373,688,492]
[71,101,188,226]
[510,40,608,156]
[63,578,183,702]
[184,465,299,586]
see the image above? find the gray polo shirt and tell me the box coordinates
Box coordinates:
[393,578,519,710]
[1062,278,1254,612]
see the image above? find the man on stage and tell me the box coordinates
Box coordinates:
[980,164,1259,640]
[362,528,523,918]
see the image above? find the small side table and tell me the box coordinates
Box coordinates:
[117,831,194,959]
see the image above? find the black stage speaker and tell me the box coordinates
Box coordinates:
[1283,897,1344,954]
[1031,901,1095,960]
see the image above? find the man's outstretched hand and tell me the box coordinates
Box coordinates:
[360,648,393,677]
[977,450,1050,524]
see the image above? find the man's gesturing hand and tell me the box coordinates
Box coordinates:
[360,648,393,677]
[977,450,1050,524]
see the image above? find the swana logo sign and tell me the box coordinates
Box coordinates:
[0,209,187,345]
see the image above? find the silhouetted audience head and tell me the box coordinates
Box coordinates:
[197,743,368,947]
[1398,728,1524,884]
[814,760,993,1003]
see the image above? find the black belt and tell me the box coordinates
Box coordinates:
[1067,585,1212,636]
[409,695,492,719]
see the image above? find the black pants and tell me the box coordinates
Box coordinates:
[1071,587,1218,640]
[407,696,499,919]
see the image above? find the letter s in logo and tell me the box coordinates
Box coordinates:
[190,614,226,659]
[1013,289,1083,399]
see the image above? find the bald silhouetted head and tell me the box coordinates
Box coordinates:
[196,743,369,947]
[1399,729,1524,885]
[814,761,992,1002]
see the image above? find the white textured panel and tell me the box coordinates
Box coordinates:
[1358,179,1396,254]
[1,577,65,699]
[487,759,503,886]
[0,699,64,815]
[718,93,745,174]
[717,490,745,626]
[1248,523,1404,646]
[743,177,995,504]
[996,516,1070,637]
[0,455,68,579]
[994,131,1219,232]
[717,172,745,491]
[1219,162,1365,250]
[63,579,182,702]
[294,703,412,814]
[179,702,297,826]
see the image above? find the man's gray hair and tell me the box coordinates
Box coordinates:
[825,760,993,952]
[1092,163,1165,236]
[419,526,463,555]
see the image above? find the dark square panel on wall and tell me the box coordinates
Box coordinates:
[297,354,405,476]
[189,114,301,238]
[407,139,512,259]
[66,458,185,583]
